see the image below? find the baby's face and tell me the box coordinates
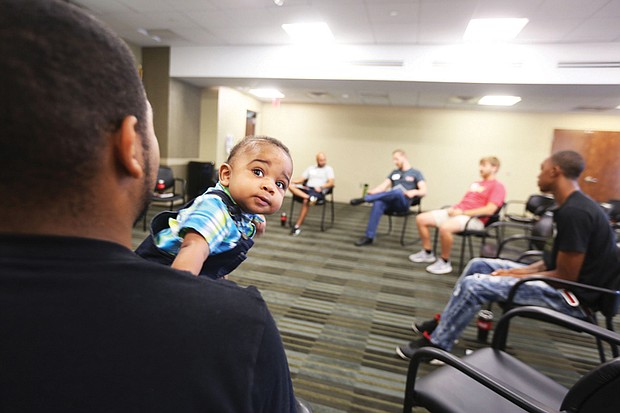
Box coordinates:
[223,144,292,215]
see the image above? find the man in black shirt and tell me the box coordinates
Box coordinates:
[0,1,297,411]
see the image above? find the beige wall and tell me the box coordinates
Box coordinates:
[256,103,620,208]
[168,78,201,159]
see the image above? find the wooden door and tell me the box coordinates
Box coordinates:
[552,129,620,202]
[245,110,256,136]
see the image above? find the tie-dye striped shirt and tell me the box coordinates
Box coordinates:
[154,183,259,256]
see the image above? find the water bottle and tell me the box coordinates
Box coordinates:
[476,310,493,343]
[280,212,287,227]
[155,179,166,194]
[362,183,369,197]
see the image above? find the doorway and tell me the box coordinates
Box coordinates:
[245,111,257,137]
[552,129,620,202]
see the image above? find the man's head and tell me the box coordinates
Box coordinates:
[392,149,409,170]
[479,156,500,179]
[538,150,584,193]
[0,0,156,227]
[316,152,327,168]
[220,136,293,216]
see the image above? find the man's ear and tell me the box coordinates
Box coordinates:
[116,115,143,178]
[219,163,232,187]
[550,165,560,177]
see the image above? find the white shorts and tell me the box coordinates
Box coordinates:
[430,209,484,231]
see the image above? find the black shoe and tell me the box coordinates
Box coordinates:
[350,198,365,206]
[354,237,373,246]
[395,333,443,361]
[411,313,440,336]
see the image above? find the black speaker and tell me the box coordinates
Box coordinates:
[187,161,216,200]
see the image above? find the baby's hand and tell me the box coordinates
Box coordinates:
[253,215,266,237]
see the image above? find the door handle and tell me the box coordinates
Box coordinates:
[584,176,598,183]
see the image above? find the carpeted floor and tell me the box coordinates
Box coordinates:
[133,198,617,413]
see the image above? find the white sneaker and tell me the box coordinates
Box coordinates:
[409,250,436,263]
[426,259,453,274]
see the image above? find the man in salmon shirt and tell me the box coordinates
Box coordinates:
[409,156,506,275]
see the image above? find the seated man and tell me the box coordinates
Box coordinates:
[396,151,620,360]
[350,149,427,246]
[0,1,297,411]
[288,151,335,236]
[409,156,506,274]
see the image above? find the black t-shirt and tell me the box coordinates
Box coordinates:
[546,191,620,307]
[0,235,297,412]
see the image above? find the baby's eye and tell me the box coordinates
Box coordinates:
[252,168,264,177]
[276,181,287,190]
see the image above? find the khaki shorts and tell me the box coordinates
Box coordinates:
[430,209,484,231]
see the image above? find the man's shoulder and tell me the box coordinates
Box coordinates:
[126,260,268,314]
[404,167,424,178]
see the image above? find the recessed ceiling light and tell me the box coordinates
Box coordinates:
[273,0,284,6]
[282,22,334,44]
[249,88,285,99]
[478,95,522,106]
[464,18,529,42]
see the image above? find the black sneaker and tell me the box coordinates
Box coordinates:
[395,332,443,361]
[354,236,373,246]
[290,226,301,236]
[411,313,440,336]
[350,198,365,206]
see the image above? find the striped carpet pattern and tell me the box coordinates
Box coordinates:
[133,199,616,413]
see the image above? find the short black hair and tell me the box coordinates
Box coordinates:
[226,135,291,165]
[551,150,585,180]
[0,0,148,209]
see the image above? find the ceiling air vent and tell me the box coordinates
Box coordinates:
[449,96,478,104]
[307,91,331,99]
[571,106,615,112]
[558,61,620,69]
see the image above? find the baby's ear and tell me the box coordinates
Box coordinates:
[218,163,232,187]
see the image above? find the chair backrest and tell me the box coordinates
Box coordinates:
[156,166,175,190]
[484,204,505,228]
[526,194,555,216]
[561,357,620,412]
[530,212,554,249]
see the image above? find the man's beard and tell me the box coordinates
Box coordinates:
[133,157,154,228]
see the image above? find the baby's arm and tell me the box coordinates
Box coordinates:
[254,214,266,237]
[171,229,210,276]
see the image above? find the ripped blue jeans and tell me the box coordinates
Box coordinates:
[430,257,587,351]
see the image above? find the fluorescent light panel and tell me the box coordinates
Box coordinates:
[464,18,529,42]
[249,88,284,99]
[282,22,334,43]
[478,95,522,106]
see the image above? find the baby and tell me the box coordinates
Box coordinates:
[136,135,292,278]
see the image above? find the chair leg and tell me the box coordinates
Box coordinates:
[289,197,296,228]
[607,316,619,358]
[399,214,420,247]
[588,313,607,363]
[321,197,335,231]
[458,235,467,274]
